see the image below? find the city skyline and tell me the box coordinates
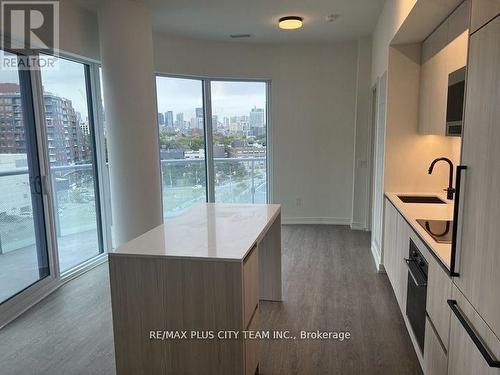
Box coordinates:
[155,77,266,119]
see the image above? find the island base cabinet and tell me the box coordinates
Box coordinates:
[424,317,447,375]
[109,255,246,375]
[245,309,259,375]
[447,285,500,375]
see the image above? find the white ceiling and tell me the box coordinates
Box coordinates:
[80,0,385,43]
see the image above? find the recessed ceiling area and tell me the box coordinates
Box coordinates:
[80,0,385,43]
[146,0,384,42]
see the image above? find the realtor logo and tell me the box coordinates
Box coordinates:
[1,0,59,69]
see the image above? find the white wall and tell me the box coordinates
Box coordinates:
[51,2,375,226]
[59,1,100,60]
[385,44,462,193]
[154,34,365,224]
[370,0,417,269]
[371,0,418,84]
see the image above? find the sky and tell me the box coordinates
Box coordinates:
[155,77,266,121]
[40,57,89,116]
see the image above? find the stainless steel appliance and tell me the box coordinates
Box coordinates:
[446,66,466,136]
[405,240,428,352]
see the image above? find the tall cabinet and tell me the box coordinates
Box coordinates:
[447,4,500,374]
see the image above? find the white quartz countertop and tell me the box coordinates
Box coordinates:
[385,192,453,268]
[110,203,281,262]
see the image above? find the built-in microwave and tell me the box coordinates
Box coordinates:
[446,66,466,136]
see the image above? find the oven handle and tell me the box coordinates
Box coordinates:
[447,300,500,368]
[404,259,427,287]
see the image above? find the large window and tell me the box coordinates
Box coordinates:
[155,76,269,218]
[40,56,103,272]
[211,81,267,203]
[156,77,207,218]
[0,50,108,317]
[0,51,49,303]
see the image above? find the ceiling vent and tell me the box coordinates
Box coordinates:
[326,14,341,22]
[230,34,252,39]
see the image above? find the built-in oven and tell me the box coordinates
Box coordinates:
[405,240,428,353]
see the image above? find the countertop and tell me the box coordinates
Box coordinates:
[385,192,453,269]
[110,203,281,262]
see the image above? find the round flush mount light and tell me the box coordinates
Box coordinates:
[278,16,303,30]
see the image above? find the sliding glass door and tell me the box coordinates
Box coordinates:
[0,51,49,303]
[155,76,269,218]
[40,56,103,272]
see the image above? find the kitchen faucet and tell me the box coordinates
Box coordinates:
[428,157,455,200]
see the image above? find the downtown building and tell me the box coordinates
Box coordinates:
[0,83,90,167]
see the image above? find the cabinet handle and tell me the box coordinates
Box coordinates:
[447,299,500,368]
[450,165,467,277]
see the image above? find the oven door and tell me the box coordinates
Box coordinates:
[405,258,428,353]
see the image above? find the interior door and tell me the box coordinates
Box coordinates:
[454,15,500,338]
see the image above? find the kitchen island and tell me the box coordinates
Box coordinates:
[108,203,282,375]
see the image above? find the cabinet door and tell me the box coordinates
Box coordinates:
[447,285,500,375]
[383,199,398,291]
[395,213,410,311]
[471,0,500,33]
[455,15,500,338]
[426,253,452,351]
[424,317,448,375]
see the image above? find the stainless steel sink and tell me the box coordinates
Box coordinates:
[398,195,446,204]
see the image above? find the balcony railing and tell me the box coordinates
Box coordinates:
[0,157,267,253]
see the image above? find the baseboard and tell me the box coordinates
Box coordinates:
[370,240,385,273]
[350,222,366,231]
[282,217,351,225]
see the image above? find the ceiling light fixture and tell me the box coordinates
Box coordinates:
[278,16,303,30]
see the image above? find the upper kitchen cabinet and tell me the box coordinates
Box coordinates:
[454,12,500,342]
[418,1,469,136]
[471,0,500,33]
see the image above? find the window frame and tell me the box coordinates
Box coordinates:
[154,73,272,218]
[36,52,110,275]
[0,48,51,304]
[0,49,111,327]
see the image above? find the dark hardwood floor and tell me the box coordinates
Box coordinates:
[0,225,422,375]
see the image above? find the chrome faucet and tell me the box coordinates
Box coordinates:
[428,157,455,200]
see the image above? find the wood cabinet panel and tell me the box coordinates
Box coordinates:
[383,199,410,310]
[424,317,448,375]
[395,212,410,311]
[245,309,259,375]
[426,248,453,351]
[383,199,399,290]
[108,256,244,375]
[447,285,500,375]
[455,14,500,339]
[243,246,259,329]
[471,0,500,33]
